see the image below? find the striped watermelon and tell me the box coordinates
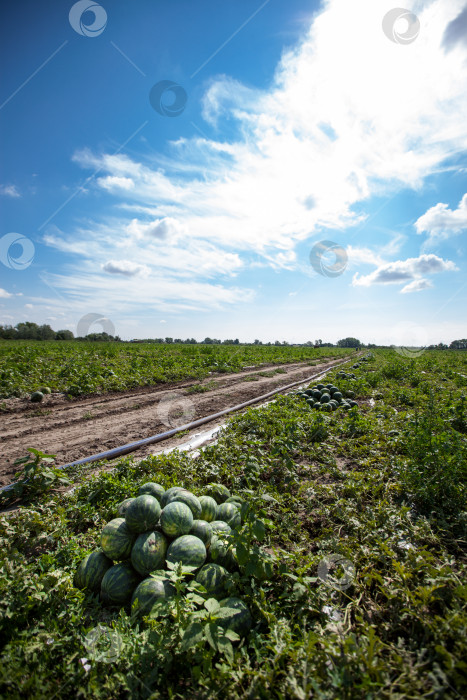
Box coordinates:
[131,530,168,576]
[207,483,231,504]
[138,482,165,502]
[199,495,218,522]
[160,502,193,537]
[210,520,232,535]
[209,535,237,571]
[74,550,112,592]
[100,518,136,561]
[225,496,244,507]
[190,519,213,546]
[216,503,241,529]
[195,563,228,599]
[169,490,202,519]
[161,486,186,508]
[218,597,252,637]
[166,535,206,570]
[131,575,174,617]
[125,495,161,534]
[117,497,135,517]
[100,562,140,606]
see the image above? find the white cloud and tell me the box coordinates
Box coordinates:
[102,260,150,277]
[0,184,20,198]
[127,217,186,241]
[24,303,33,309]
[415,193,467,244]
[97,176,135,191]
[0,288,12,298]
[401,278,434,294]
[352,254,457,288]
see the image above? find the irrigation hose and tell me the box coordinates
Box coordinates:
[0,355,356,493]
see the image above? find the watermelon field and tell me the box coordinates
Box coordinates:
[1,348,467,698]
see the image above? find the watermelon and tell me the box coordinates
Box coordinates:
[161,486,186,508]
[131,574,174,617]
[74,550,112,592]
[138,482,165,502]
[160,501,193,537]
[190,519,213,545]
[30,391,43,402]
[125,495,161,534]
[117,498,135,517]
[312,390,322,400]
[199,495,218,522]
[169,490,202,519]
[196,563,228,599]
[321,404,332,412]
[40,386,52,394]
[100,518,136,561]
[100,562,140,606]
[218,597,252,637]
[166,535,206,570]
[320,393,331,403]
[316,384,325,390]
[131,530,168,576]
[216,503,241,530]
[225,496,244,507]
[206,483,231,504]
[210,535,237,571]
[210,520,232,535]
[333,392,343,401]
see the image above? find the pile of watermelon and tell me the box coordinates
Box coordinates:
[294,380,358,412]
[74,482,252,637]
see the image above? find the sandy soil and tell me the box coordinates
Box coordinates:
[0,358,348,486]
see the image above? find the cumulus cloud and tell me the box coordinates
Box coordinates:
[0,288,13,298]
[401,279,434,294]
[414,193,467,244]
[127,217,186,241]
[442,4,467,51]
[352,254,457,289]
[97,176,135,191]
[102,260,150,277]
[0,184,20,198]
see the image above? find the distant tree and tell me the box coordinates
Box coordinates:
[165,337,173,344]
[16,322,40,340]
[0,324,17,339]
[337,337,361,348]
[37,324,56,340]
[56,329,74,340]
[254,339,262,345]
[450,339,467,350]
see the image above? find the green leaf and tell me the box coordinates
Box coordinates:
[236,542,250,566]
[204,622,219,651]
[181,622,204,651]
[217,635,234,663]
[223,629,240,642]
[252,519,266,541]
[204,598,220,614]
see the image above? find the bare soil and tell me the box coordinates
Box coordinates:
[0,358,345,486]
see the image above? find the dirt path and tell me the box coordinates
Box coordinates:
[0,358,346,486]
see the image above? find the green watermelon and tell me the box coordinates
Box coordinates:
[190,519,213,545]
[40,386,52,394]
[206,483,231,504]
[210,520,232,535]
[166,535,206,570]
[100,518,136,561]
[320,393,331,403]
[131,530,168,576]
[161,486,185,508]
[116,497,135,517]
[100,562,140,606]
[225,496,244,507]
[196,563,228,599]
[30,391,44,402]
[316,384,325,390]
[160,502,193,537]
[216,503,241,529]
[333,392,343,401]
[138,482,165,502]
[125,495,161,534]
[169,490,202,519]
[218,597,252,637]
[131,574,174,617]
[312,390,322,400]
[210,535,237,571]
[199,495,218,522]
[74,550,113,592]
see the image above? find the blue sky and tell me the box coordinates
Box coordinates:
[0,0,466,344]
